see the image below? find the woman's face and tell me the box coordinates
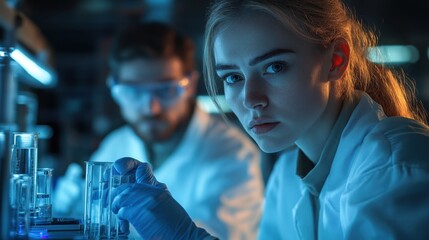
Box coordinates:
[213,12,335,153]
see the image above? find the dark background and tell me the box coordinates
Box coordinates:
[4,0,429,178]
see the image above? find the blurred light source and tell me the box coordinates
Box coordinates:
[367,45,419,64]
[197,95,231,114]
[10,47,57,87]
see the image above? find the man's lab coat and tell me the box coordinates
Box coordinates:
[259,92,429,240]
[91,105,264,240]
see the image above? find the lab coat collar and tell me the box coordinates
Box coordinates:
[299,92,361,196]
[155,104,210,172]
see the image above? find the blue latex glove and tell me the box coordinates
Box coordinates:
[111,157,216,240]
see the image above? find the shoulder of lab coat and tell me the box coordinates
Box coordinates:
[341,114,429,239]
[89,125,147,163]
[329,92,429,239]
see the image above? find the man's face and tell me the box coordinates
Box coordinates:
[112,57,194,143]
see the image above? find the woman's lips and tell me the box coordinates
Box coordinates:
[250,122,279,134]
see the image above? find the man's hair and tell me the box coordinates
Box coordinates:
[109,21,196,76]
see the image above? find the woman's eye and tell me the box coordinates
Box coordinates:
[222,74,244,84]
[266,62,287,74]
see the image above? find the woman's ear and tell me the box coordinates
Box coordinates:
[328,39,350,81]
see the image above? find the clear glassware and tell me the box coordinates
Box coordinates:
[10,132,38,218]
[84,161,134,239]
[10,174,31,238]
[35,168,53,224]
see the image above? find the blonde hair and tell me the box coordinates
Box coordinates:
[203,0,427,124]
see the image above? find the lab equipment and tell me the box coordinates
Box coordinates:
[31,217,82,231]
[0,129,14,239]
[84,161,131,239]
[10,174,31,239]
[10,132,38,217]
[35,168,53,224]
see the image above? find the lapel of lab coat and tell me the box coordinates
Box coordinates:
[292,94,360,239]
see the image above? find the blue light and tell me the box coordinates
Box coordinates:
[197,95,231,113]
[29,227,48,238]
[10,48,55,86]
[367,45,419,64]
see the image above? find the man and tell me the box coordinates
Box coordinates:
[57,22,264,239]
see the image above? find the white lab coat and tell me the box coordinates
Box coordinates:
[91,105,264,240]
[259,92,429,240]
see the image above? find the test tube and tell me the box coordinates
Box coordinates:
[10,132,38,216]
[84,161,116,239]
[112,174,135,238]
[35,168,53,224]
[84,161,134,239]
[10,174,31,239]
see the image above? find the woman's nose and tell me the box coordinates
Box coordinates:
[243,76,268,110]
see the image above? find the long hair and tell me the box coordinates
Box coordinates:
[203,0,427,124]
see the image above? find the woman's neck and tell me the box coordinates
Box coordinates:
[295,93,343,164]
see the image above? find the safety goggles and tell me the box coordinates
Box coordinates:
[110,78,190,107]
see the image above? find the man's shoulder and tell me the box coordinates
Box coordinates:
[204,113,247,137]
[97,125,138,147]
[89,125,143,162]
[205,115,257,149]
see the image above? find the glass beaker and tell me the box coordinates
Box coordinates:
[10,132,38,217]
[10,174,31,239]
[84,161,132,239]
[35,168,53,224]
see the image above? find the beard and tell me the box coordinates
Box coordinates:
[126,100,196,144]
[130,117,175,143]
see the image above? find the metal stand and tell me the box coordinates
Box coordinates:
[0,47,17,240]
[0,4,20,235]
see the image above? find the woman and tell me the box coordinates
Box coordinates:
[111,0,429,239]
